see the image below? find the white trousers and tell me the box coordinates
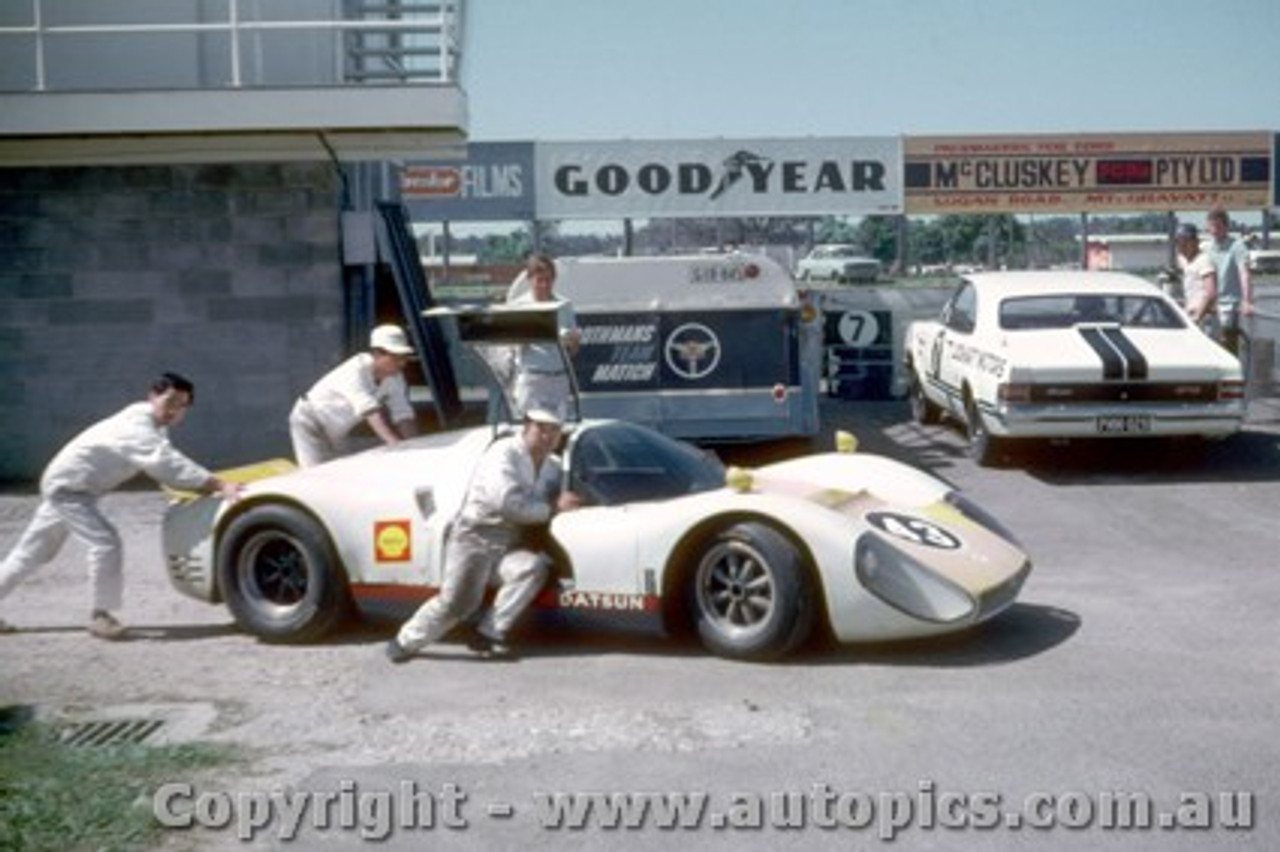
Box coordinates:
[513,371,571,420]
[288,399,346,468]
[0,492,124,612]
[396,529,548,650]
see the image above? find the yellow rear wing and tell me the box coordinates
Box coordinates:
[165,458,297,503]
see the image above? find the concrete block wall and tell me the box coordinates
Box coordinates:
[0,163,346,483]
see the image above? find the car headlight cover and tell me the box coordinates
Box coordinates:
[855,536,975,623]
[944,490,1022,547]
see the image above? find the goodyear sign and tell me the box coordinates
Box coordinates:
[535,137,903,218]
[905,132,1271,214]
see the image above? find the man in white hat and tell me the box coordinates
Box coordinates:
[387,408,580,662]
[289,324,418,467]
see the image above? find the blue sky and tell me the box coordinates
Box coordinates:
[462,0,1279,142]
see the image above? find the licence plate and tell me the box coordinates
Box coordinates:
[1096,415,1151,434]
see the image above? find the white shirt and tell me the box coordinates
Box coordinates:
[456,434,560,535]
[509,292,577,374]
[41,401,211,496]
[1179,252,1216,313]
[302,353,413,442]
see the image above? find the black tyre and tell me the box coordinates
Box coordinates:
[686,522,815,661]
[217,504,351,643]
[965,395,1003,467]
[909,367,941,425]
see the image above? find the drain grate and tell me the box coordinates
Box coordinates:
[58,717,166,747]
[42,702,218,748]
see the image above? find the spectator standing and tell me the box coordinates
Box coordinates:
[506,253,580,419]
[1204,206,1254,357]
[1174,222,1220,338]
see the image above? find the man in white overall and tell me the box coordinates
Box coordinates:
[0,373,241,639]
[387,409,580,662]
[289,324,418,467]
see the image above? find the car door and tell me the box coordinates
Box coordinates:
[927,281,978,414]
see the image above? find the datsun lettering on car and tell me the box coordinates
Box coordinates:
[904,271,1245,466]
[162,307,1031,661]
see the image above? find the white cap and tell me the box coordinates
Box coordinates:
[369,324,414,355]
[524,408,563,427]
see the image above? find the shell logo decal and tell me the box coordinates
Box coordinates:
[374,520,412,563]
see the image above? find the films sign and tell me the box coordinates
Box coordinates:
[905,133,1271,213]
[399,141,535,221]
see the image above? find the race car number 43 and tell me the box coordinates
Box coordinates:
[1096,415,1152,434]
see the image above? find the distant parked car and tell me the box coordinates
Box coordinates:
[904,271,1245,466]
[796,244,881,284]
[1249,248,1280,275]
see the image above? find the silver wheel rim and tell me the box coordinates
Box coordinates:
[695,540,776,638]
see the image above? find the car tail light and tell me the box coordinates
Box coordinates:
[997,383,1031,403]
[1218,380,1244,400]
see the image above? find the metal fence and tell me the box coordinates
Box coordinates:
[0,0,462,91]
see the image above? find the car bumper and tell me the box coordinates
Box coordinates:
[986,402,1245,439]
[161,496,221,603]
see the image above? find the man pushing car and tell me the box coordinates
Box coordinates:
[386,408,580,663]
[0,372,241,639]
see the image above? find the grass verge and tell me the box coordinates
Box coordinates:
[0,717,240,852]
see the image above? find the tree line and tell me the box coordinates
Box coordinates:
[429,212,1210,272]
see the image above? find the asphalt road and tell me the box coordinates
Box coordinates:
[2,397,1278,851]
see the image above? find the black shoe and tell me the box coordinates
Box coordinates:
[467,632,516,660]
[385,638,414,664]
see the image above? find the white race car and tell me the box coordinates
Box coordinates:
[163,308,1031,661]
[904,271,1245,466]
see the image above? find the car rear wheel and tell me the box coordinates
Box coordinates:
[965,395,1003,467]
[909,368,941,425]
[686,522,815,661]
[217,504,351,643]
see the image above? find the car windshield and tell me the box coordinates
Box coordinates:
[998,294,1187,331]
[568,421,725,506]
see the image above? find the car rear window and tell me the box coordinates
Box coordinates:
[998,294,1186,331]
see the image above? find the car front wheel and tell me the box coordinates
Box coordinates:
[686,522,815,661]
[217,504,351,643]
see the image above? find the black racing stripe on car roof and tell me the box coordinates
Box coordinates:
[1100,328,1149,380]
[1077,327,1124,380]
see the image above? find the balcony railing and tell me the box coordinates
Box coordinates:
[0,0,463,92]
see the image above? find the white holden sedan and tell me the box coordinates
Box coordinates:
[904,271,1245,466]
